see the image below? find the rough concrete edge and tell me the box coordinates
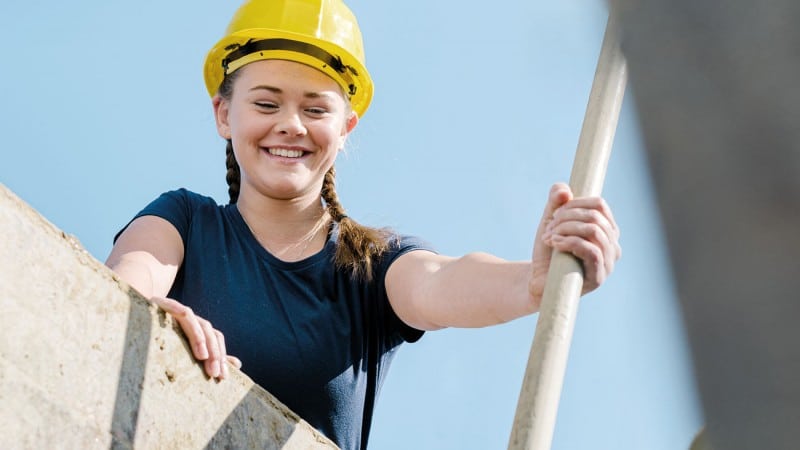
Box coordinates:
[0,183,339,449]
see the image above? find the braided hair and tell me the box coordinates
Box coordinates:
[225,139,241,204]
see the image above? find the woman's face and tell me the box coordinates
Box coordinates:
[213,59,357,202]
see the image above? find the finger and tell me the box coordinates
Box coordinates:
[550,235,606,293]
[565,198,622,270]
[153,298,210,360]
[547,218,613,255]
[547,211,614,247]
[547,205,620,269]
[216,330,229,379]
[541,183,573,222]
[535,183,574,255]
[571,200,621,271]
[557,220,618,277]
[226,355,243,370]
[554,197,619,236]
[198,319,221,378]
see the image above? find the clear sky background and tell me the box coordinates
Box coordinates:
[1,1,703,449]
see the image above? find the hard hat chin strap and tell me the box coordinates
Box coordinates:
[221,38,358,97]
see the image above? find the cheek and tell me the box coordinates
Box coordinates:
[229,111,265,142]
[319,119,349,146]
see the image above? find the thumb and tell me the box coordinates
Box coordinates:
[533,182,573,256]
[529,183,574,302]
[539,183,573,228]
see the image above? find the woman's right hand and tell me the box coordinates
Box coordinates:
[150,296,242,380]
[106,216,241,379]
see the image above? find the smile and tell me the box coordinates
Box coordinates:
[267,148,306,158]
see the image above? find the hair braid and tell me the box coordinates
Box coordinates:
[225,139,241,204]
[321,166,348,222]
[322,166,392,281]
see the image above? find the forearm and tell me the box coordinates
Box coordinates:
[418,252,535,329]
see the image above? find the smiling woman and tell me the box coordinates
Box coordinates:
[103,0,621,449]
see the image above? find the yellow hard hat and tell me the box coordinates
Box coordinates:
[203,0,373,117]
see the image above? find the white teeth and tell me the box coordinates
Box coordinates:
[268,148,304,158]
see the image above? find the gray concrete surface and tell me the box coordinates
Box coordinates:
[0,183,338,449]
[613,1,800,449]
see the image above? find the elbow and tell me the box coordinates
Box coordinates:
[106,256,156,299]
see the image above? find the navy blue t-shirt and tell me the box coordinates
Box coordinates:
[119,189,432,450]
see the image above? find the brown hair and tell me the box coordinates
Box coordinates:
[219,70,392,281]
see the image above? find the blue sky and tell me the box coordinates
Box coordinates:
[0,1,702,448]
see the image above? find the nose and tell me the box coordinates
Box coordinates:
[274,111,307,136]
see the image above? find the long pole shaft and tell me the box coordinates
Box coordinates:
[507,15,627,450]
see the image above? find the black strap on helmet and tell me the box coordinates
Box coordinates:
[222,38,358,96]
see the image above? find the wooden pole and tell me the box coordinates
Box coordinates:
[508,14,627,450]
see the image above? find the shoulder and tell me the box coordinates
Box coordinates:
[375,233,436,276]
[115,188,223,244]
[138,188,223,222]
[147,188,220,210]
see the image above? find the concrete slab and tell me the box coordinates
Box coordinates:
[0,183,338,450]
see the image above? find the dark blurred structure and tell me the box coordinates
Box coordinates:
[613,1,800,449]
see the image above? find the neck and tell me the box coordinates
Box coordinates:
[236,187,331,261]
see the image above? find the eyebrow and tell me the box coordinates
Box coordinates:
[249,85,282,94]
[249,85,338,100]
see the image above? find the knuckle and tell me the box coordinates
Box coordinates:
[587,209,604,225]
[592,197,609,214]
[174,305,193,319]
[587,224,604,242]
[577,223,601,243]
[585,246,602,266]
[193,336,206,348]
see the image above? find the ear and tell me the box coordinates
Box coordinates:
[345,111,359,133]
[338,111,359,149]
[212,95,232,140]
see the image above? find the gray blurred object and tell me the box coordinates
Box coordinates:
[612,1,800,449]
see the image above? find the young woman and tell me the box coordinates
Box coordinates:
[106,0,621,448]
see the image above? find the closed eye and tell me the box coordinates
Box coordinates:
[305,107,328,115]
[254,102,278,111]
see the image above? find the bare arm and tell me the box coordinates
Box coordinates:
[386,183,621,331]
[105,215,183,299]
[106,215,239,379]
[386,251,533,330]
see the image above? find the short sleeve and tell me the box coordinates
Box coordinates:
[377,234,437,343]
[113,188,216,245]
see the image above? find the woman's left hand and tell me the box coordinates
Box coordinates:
[529,183,622,306]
